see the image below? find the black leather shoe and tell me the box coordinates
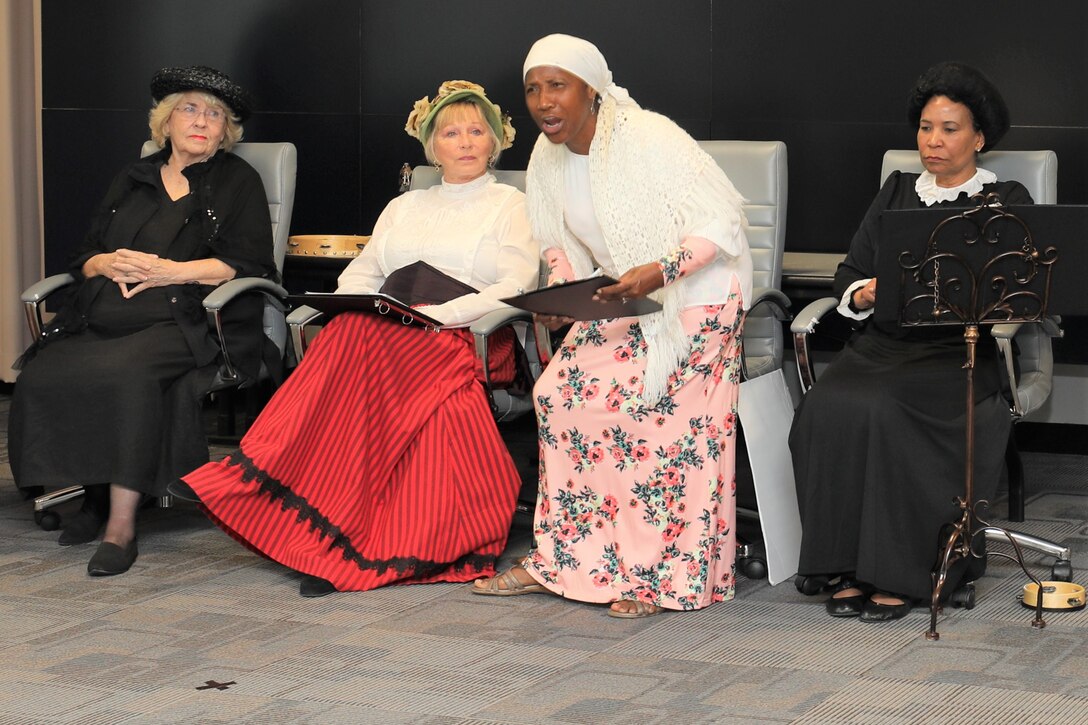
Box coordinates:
[166,479,201,503]
[299,574,337,598]
[58,506,107,546]
[826,591,867,617]
[87,539,139,576]
[859,595,913,622]
[824,578,871,618]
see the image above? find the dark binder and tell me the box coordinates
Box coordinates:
[379,260,478,306]
[287,293,444,330]
[501,276,662,321]
[288,261,481,331]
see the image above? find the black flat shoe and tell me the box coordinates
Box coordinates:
[87,539,139,576]
[859,595,913,622]
[824,577,871,618]
[166,479,201,503]
[826,591,867,617]
[58,506,107,546]
[299,574,337,598]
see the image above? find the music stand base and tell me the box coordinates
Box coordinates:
[927,512,1048,639]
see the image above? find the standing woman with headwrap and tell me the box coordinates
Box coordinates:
[473,34,753,618]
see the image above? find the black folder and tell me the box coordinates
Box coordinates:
[379,260,477,306]
[288,261,481,330]
[501,276,662,320]
[287,293,443,329]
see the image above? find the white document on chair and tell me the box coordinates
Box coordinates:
[737,368,802,586]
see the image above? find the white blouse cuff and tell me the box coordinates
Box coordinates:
[837,278,874,320]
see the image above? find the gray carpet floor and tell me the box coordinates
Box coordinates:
[2,393,1087,724]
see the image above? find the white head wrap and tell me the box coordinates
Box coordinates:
[522,34,638,108]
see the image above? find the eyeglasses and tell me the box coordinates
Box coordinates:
[174,103,226,124]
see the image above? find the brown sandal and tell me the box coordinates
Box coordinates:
[607,600,664,619]
[471,562,546,597]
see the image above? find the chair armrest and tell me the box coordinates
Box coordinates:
[287,304,325,362]
[747,287,792,321]
[471,307,538,405]
[739,287,792,382]
[790,297,839,335]
[991,316,1063,341]
[21,273,77,340]
[991,322,1021,341]
[992,316,1062,419]
[1044,316,1064,338]
[203,277,290,382]
[202,277,288,311]
[469,307,533,337]
[790,296,840,393]
[21,273,77,304]
[286,304,324,327]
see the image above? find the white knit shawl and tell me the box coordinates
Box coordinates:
[526,98,747,403]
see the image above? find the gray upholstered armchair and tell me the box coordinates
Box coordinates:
[698,140,791,580]
[697,141,791,380]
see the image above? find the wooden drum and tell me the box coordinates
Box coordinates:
[286,234,371,258]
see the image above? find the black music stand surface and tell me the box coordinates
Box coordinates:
[875,204,1087,321]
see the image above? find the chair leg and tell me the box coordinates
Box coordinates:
[34,485,86,512]
[243,384,270,432]
[32,485,87,531]
[1004,429,1025,523]
[981,527,1072,568]
[216,390,236,437]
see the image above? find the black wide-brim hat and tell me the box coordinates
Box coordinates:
[150,65,253,121]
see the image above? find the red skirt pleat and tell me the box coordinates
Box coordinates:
[183,311,521,591]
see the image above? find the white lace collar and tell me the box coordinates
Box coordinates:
[915,167,997,206]
[439,172,494,197]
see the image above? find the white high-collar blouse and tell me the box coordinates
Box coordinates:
[336,173,539,327]
[914,167,998,206]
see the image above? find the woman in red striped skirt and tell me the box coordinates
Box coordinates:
[175,81,539,596]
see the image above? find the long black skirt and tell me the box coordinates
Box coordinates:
[789,332,1011,601]
[8,321,214,496]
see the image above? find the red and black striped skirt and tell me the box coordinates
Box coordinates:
[183,311,521,591]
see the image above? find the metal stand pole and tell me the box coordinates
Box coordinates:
[926,323,1046,640]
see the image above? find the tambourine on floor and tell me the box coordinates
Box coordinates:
[286,234,370,257]
[1021,580,1086,611]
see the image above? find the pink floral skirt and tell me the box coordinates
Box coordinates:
[525,284,743,611]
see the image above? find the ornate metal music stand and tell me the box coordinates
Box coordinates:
[892,194,1059,640]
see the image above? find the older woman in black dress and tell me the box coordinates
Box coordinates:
[789,62,1032,622]
[9,66,275,576]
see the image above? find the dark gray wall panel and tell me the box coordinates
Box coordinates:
[41,109,150,274]
[40,0,1086,270]
[713,1,1088,251]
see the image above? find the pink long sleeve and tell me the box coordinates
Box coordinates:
[656,236,718,286]
[543,247,576,286]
